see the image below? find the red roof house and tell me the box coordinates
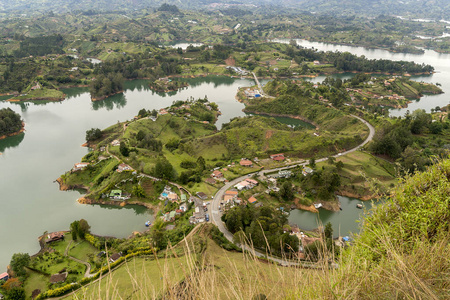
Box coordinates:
[239,159,253,167]
[270,153,285,161]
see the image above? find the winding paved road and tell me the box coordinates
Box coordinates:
[210,114,375,267]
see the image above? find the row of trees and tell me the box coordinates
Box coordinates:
[285,45,434,74]
[222,206,299,257]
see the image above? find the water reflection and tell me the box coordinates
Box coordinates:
[181,76,237,88]
[92,93,127,111]
[0,133,25,153]
[63,86,90,100]
[95,204,152,216]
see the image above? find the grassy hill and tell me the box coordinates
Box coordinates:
[62,158,450,299]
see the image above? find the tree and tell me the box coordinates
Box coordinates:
[309,158,316,168]
[153,158,175,180]
[138,108,148,118]
[119,141,129,157]
[327,156,336,165]
[70,220,79,240]
[279,181,294,201]
[9,253,30,278]
[196,156,206,172]
[132,185,146,198]
[85,128,102,142]
[6,287,25,300]
[78,219,91,239]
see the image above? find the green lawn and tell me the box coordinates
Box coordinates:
[68,241,98,262]
[50,235,73,255]
[23,270,49,298]
[14,88,65,100]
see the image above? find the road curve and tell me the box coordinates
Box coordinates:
[210,114,375,267]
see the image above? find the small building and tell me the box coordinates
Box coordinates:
[223,190,238,202]
[235,181,251,191]
[302,167,314,176]
[110,189,122,199]
[179,202,188,212]
[277,170,292,178]
[50,272,68,284]
[205,178,216,185]
[111,140,120,146]
[211,170,223,178]
[109,253,122,263]
[30,82,41,90]
[180,194,187,202]
[159,108,169,115]
[168,192,179,202]
[270,153,285,161]
[0,272,9,281]
[46,232,64,244]
[239,159,253,167]
[117,163,133,172]
[248,196,258,204]
[196,192,208,200]
[245,178,258,186]
[72,162,89,172]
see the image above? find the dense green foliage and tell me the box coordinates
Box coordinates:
[342,159,450,298]
[0,108,22,137]
[370,109,450,173]
[9,253,30,278]
[85,128,102,142]
[15,35,64,58]
[222,206,299,257]
[89,73,124,98]
[70,219,91,240]
[284,45,434,74]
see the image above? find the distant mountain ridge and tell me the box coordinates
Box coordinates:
[1,0,449,19]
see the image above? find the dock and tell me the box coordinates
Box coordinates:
[252,72,264,95]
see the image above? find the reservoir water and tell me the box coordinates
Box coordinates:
[1,40,449,269]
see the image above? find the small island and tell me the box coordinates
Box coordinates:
[0,108,24,140]
[89,73,124,101]
[149,77,189,93]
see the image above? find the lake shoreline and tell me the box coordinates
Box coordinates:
[0,122,25,141]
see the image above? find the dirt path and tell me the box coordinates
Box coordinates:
[63,240,94,277]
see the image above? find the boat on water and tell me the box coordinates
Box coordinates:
[314,203,323,209]
[356,204,363,209]
[145,221,152,227]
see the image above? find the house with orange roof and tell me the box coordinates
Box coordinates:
[248,196,258,204]
[211,170,223,178]
[270,153,285,161]
[239,159,253,167]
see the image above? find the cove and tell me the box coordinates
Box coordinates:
[0,76,261,269]
[288,196,376,238]
[274,38,450,117]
